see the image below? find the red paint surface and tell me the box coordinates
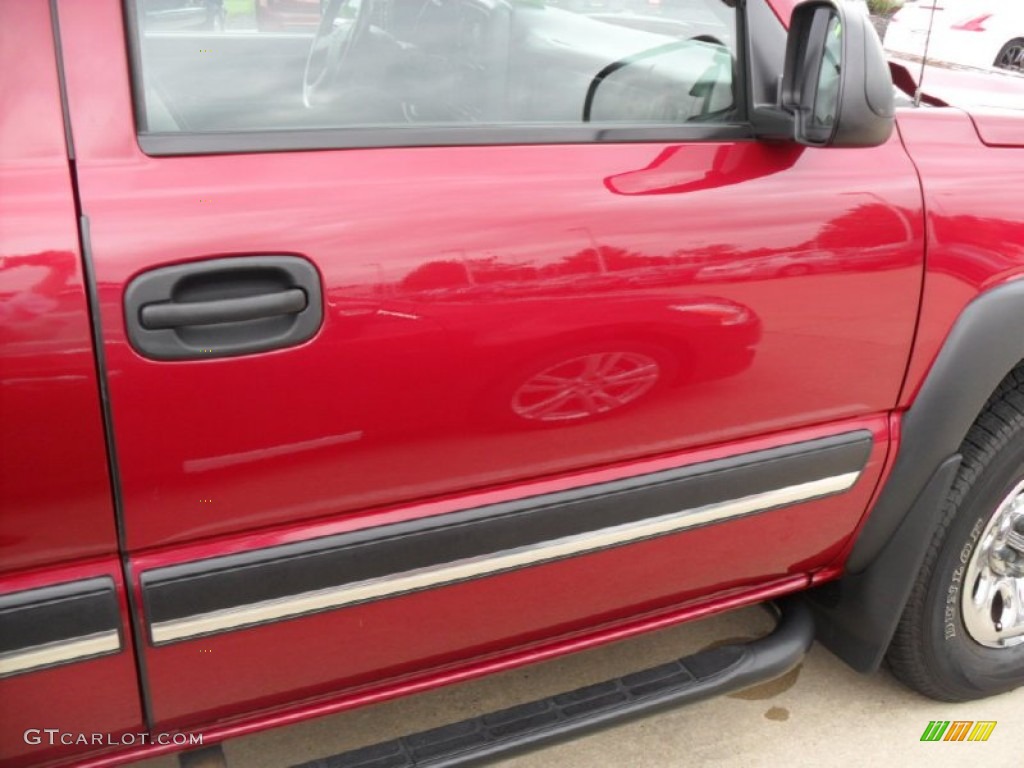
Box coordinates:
[969,108,1024,148]
[0,0,116,574]
[59,0,924,553]
[902,61,1024,111]
[895,110,1024,407]
[0,559,143,768]
[128,417,887,728]
[0,6,141,766]
[48,0,925,733]
[18,0,1024,763]
[767,0,799,27]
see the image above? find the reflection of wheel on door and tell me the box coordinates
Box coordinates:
[994,38,1024,72]
[887,379,1024,700]
[503,345,671,425]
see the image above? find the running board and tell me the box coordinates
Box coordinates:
[293,599,814,768]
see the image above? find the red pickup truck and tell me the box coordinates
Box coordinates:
[2,1,1024,766]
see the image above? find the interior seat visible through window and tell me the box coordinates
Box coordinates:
[129,0,741,144]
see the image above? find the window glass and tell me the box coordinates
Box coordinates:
[131,0,739,135]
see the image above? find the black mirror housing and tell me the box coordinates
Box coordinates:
[781,0,895,147]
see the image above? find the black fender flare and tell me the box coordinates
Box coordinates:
[811,277,1024,672]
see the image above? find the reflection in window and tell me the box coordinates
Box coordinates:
[132,0,739,135]
[811,13,842,131]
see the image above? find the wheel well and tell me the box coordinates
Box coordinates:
[808,279,1024,673]
[979,360,1024,415]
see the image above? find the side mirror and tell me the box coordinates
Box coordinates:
[781,0,894,147]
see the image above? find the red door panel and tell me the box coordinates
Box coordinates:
[58,0,923,552]
[84,137,921,552]
[131,417,889,729]
[56,0,924,735]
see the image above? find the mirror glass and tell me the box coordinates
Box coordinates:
[811,11,843,132]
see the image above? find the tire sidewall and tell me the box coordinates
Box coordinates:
[924,432,1024,697]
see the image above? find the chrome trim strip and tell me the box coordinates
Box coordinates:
[0,630,121,677]
[150,471,860,644]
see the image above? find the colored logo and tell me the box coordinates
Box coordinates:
[920,721,997,742]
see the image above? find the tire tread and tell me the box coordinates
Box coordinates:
[887,375,1024,700]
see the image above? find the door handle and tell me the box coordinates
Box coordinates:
[125,256,323,361]
[140,288,308,330]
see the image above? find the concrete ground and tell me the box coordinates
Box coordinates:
[134,605,1022,768]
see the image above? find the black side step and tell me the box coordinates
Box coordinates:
[293,599,814,768]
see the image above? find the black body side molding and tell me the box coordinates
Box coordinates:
[812,278,1024,671]
[0,577,118,655]
[292,599,814,768]
[0,577,122,677]
[141,432,870,644]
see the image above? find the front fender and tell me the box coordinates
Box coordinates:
[812,277,1024,671]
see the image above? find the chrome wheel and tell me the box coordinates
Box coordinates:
[510,351,661,423]
[962,478,1024,648]
[995,39,1024,73]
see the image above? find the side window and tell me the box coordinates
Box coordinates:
[130,0,740,139]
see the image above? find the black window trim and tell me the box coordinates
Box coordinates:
[122,0,763,157]
[136,123,754,156]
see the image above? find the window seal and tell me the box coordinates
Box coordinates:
[122,0,150,134]
[137,123,754,156]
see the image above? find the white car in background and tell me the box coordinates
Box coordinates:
[884,0,1024,72]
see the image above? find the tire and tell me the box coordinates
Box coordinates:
[994,38,1024,72]
[887,374,1024,700]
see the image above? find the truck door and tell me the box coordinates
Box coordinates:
[56,0,924,732]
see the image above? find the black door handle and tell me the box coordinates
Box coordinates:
[124,256,323,361]
[140,288,308,330]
